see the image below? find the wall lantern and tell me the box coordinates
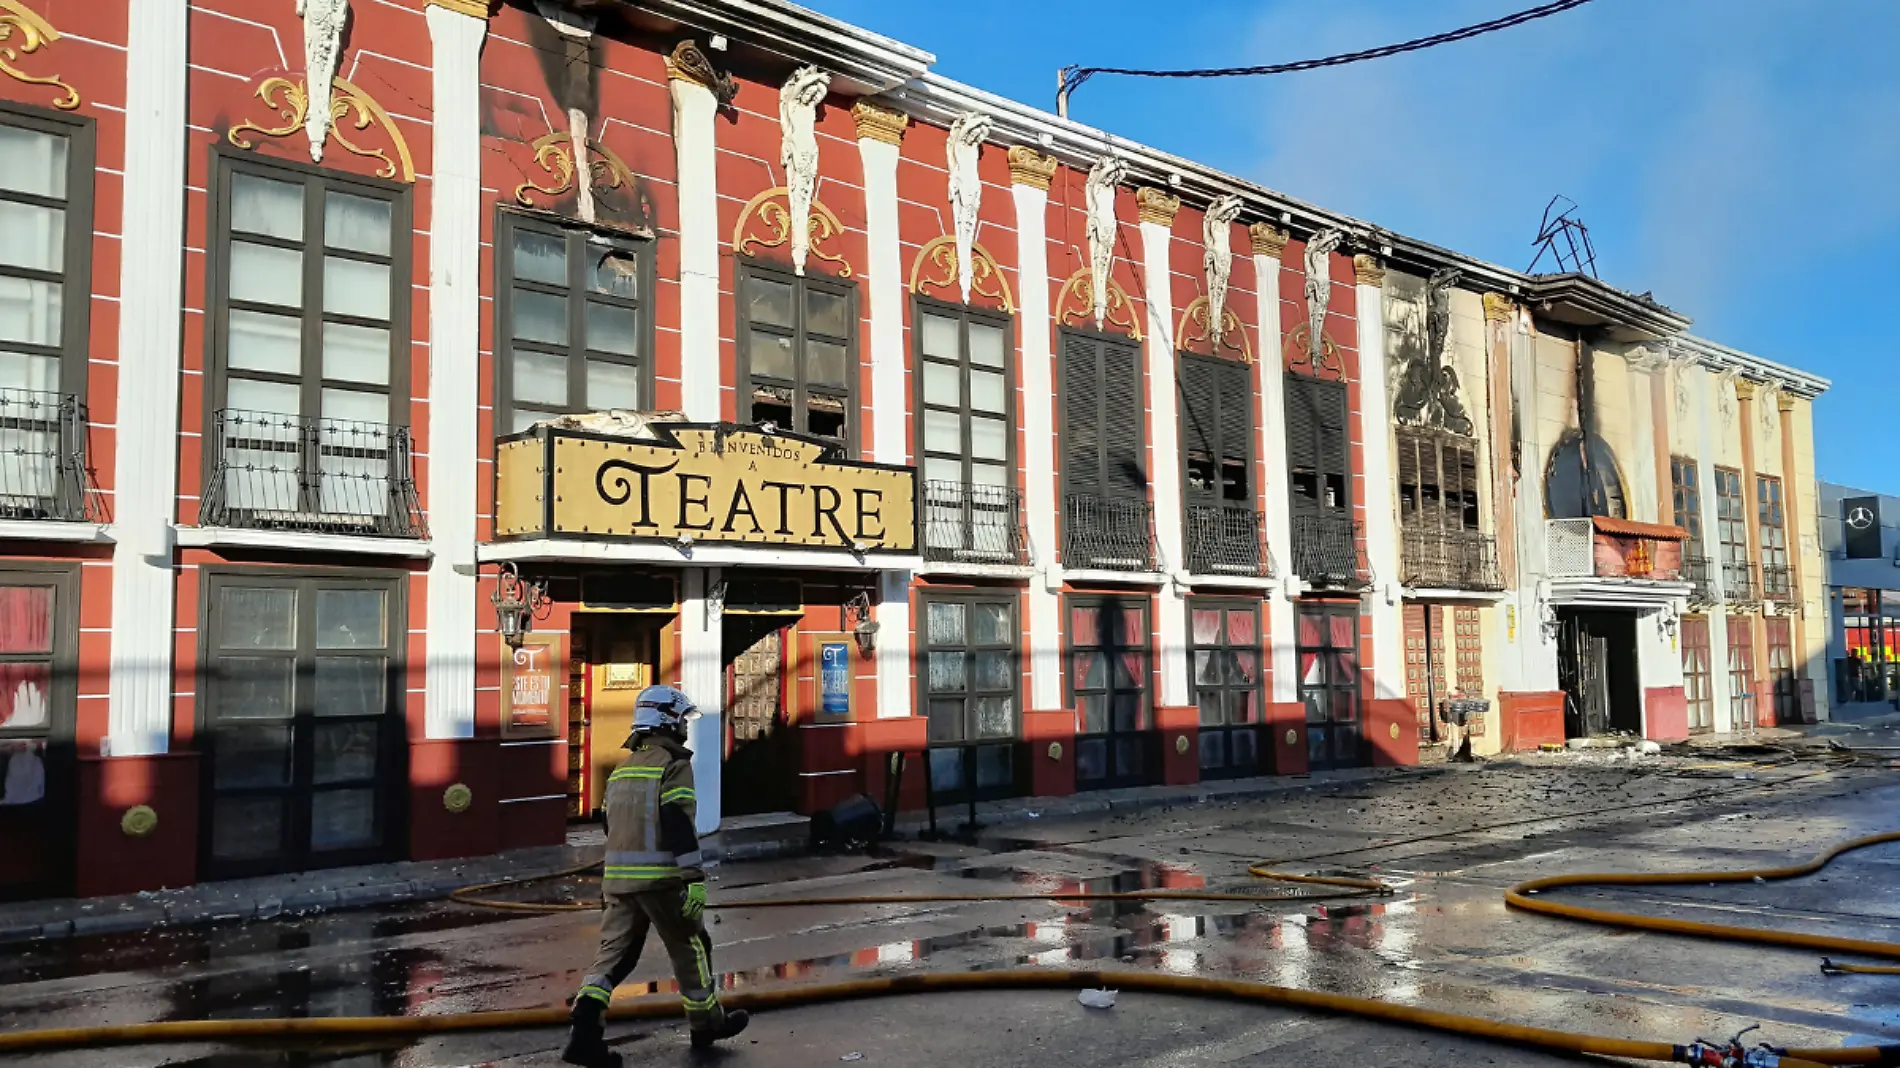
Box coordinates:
[845,590,879,660]
[492,562,547,648]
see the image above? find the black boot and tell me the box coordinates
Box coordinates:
[563,998,622,1068]
[690,1008,750,1049]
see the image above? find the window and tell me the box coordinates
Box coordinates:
[1189,600,1261,778]
[1179,355,1253,506]
[1298,602,1364,771]
[920,594,1019,802]
[1726,615,1756,731]
[1757,475,1790,598]
[0,567,76,899]
[915,302,1017,562]
[1837,587,1894,706]
[1670,458,1704,549]
[1285,376,1348,517]
[1765,616,1796,725]
[736,262,856,449]
[1068,595,1152,788]
[1060,329,1151,570]
[1396,430,1479,532]
[0,108,92,519]
[1543,430,1626,519]
[496,213,651,434]
[1714,467,1751,597]
[201,573,401,878]
[1681,615,1712,733]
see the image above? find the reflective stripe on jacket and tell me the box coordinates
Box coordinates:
[601,737,701,890]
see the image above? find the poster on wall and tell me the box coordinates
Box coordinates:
[819,642,851,719]
[502,633,562,739]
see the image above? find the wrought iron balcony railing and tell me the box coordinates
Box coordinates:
[1720,558,1757,604]
[923,479,1028,566]
[1681,553,1717,604]
[1760,563,1794,601]
[1399,526,1503,591]
[200,408,426,538]
[1292,513,1365,589]
[0,388,107,523]
[1062,494,1157,572]
[1184,503,1273,577]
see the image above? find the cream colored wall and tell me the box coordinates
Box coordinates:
[1475,603,1503,756]
[1788,396,1831,720]
[1380,272,1499,533]
[1532,330,1575,483]
[1753,387,1785,478]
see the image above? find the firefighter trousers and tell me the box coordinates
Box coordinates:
[574,884,725,1031]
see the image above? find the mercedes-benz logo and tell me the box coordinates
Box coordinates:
[1847,505,1876,530]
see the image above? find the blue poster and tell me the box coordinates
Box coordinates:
[820,642,851,717]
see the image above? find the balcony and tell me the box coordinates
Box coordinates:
[1681,553,1717,603]
[1400,526,1503,591]
[0,388,106,523]
[1760,563,1794,601]
[1184,504,1273,578]
[922,480,1028,567]
[1062,494,1157,572]
[199,409,426,538]
[1291,514,1365,589]
[1721,559,1757,604]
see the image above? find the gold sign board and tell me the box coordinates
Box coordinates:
[496,424,917,553]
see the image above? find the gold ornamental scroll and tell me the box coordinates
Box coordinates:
[502,425,917,552]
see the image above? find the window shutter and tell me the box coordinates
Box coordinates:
[1396,433,1421,519]
[1178,357,1219,504]
[1456,444,1479,530]
[1063,332,1103,497]
[1284,377,1320,473]
[1318,380,1349,481]
[1216,361,1252,466]
[1102,338,1146,498]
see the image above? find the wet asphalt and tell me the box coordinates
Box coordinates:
[4,750,1899,1067]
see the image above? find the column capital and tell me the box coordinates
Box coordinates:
[1249,222,1289,258]
[850,99,908,145]
[1136,186,1182,227]
[1776,392,1796,413]
[1734,378,1759,401]
[1482,292,1515,322]
[666,40,738,106]
[1007,145,1057,190]
[1352,253,1386,287]
[426,0,494,17]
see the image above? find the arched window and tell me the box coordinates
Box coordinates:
[1543,429,1626,519]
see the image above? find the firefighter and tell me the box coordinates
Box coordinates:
[563,684,748,1066]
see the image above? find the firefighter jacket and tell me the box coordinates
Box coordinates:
[601,734,703,891]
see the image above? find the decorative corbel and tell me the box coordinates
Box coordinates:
[1202,195,1243,347]
[1248,222,1289,259]
[1302,229,1344,371]
[1134,186,1181,227]
[849,99,906,145]
[946,112,993,304]
[1084,156,1128,329]
[296,0,349,162]
[778,66,831,276]
[666,39,737,109]
[1007,145,1057,191]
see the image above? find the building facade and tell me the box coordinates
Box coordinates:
[0,0,1830,900]
[1817,482,1900,719]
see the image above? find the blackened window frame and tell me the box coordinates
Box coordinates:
[196,566,407,881]
[0,101,93,403]
[493,208,655,436]
[734,257,860,455]
[1186,596,1263,780]
[204,147,412,432]
[1395,428,1480,533]
[916,588,1022,804]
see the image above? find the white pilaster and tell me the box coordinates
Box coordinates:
[1011,177,1062,713]
[423,3,487,740]
[858,133,905,465]
[680,567,723,835]
[1252,242,1297,704]
[1509,314,1558,691]
[875,569,911,719]
[1691,365,1734,732]
[1353,264,1403,700]
[1138,217,1188,708]
[670,76,720,421]
[105,0,190,757]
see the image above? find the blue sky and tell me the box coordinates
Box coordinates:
[804,0,1900,495]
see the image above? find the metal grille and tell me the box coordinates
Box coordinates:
[0,388,107,522]
[923,480,1028,566]
[1721,559,1758,604]
[200,408,426,537]
[1185,504,1272,577]
[1062,494,1157,572]
[1545,518,1595,578]
[1760,563,1793,601]
[1399,527,1503,591]
[1681,554,1717,604]
[1291,514,1364,588]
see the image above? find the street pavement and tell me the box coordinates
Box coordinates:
[3,750,1898,1067]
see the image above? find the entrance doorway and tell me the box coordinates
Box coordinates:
[1681,615,1714,733]
[1765,617,1796,726]
[1556,608,1640,738]
[1727,616,1757,731]
[575,614,662,818]
[1298,601,1365,771]
[723,615,794,816]
[1068,595,1155,790]
[0,568,76,901]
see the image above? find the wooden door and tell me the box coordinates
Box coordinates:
[723,616,793,815]
[1298,602,1365,770]
[583,620,656,817]
[1727,616,1756,731]
[1765,617,1795,727]
[1681,616,1713,733]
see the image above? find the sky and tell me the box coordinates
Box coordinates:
[802,0,1900,496]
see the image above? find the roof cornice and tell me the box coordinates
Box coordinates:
[1671,335,1830,398]
[618,0,932,93]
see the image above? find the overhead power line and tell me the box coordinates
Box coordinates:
[1056,0,1600,117]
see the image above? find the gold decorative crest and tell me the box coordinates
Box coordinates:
[731,186,852,278]
[1176,296,1250,363]
[909,236,1016,313]
[1054,267,1143,340]
[0,0,78,109]
[227,75,415,182]
[1284,324,1344,380]
[512,130,638,208]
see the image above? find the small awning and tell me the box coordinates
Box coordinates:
[1590,516,1688,541]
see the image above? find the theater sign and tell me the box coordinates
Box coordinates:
[494,423,918,553]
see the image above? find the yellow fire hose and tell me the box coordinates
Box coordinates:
[0,966,1890,1065]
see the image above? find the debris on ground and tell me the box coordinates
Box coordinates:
[1078,988,1117,1009]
